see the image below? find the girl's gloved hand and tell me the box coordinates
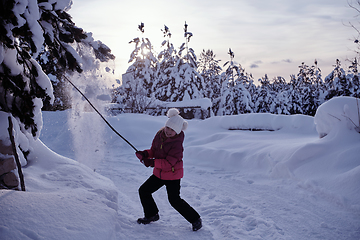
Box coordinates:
[136,151,154,167]
[143,159,154,168]
[136,150,149,160]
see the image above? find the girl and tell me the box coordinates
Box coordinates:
[135,108,202,231]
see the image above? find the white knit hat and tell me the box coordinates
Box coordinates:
[165,108,188,134]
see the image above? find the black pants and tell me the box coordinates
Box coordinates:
[139,174,200,223]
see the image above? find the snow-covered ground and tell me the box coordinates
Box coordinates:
[1,96,360,240]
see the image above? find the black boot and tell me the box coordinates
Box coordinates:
[192,218,202,231]
[137,214,160,224]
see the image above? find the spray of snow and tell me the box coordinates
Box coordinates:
[65,33,116,170]
[67,71,109,171]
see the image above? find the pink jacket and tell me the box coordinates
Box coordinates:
[145,128,184,180]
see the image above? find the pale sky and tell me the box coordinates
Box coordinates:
[69,0,358,82]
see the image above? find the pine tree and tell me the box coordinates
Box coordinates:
[153,25,177,101]
[0,0,115,140]
[347,58,360,98]
[311,59,326,106]
[269,76,290,115]
[296,62,319,116]
[324,59,348,100]
[272,91,291,115]
[288,74,303,115]
[254,74,273,113]
[1,0,50,138]
[219,49,236,115]
[233,68,254,114]
[128,23,158,96]
[37,30,115,110]
[156,22,205,102]
[114,23,157,112]
[198,49,222,114]
[219,49,253,115]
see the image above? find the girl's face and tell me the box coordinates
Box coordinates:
[165,126,177,138]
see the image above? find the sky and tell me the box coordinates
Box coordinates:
[69,0,358,83]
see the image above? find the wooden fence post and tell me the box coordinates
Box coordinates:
[7,116,25,191]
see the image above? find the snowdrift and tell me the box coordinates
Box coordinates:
[0,96,359,239]
[185,97,360,207]
[315,96,360,137]
[0,114,118,240]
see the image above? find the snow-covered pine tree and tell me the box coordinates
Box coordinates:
[36,48,71,110]
[324,59,349,100]
[269,76,290,115]
[198,49,222,114]
[219,49,253,115]
[244,72,256,111]
[114,23,158,113]
[1,0,94,137]
[310,59,326,107]
[287,74,303,115]
[128,23,158,97]
[254,74,273,113]
[233,68,254,114]
[347,58,360,98]
[153,25,177,101]
[219,48,237,115]
[0,0,115,155]
[294,62,320,116]
[346,1,360,98]
[254,75,289,115]
[157,22,205,102]
[36,8,115,111]
[1,0,52,138]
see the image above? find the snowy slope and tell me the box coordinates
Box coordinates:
[0,96,359,239]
